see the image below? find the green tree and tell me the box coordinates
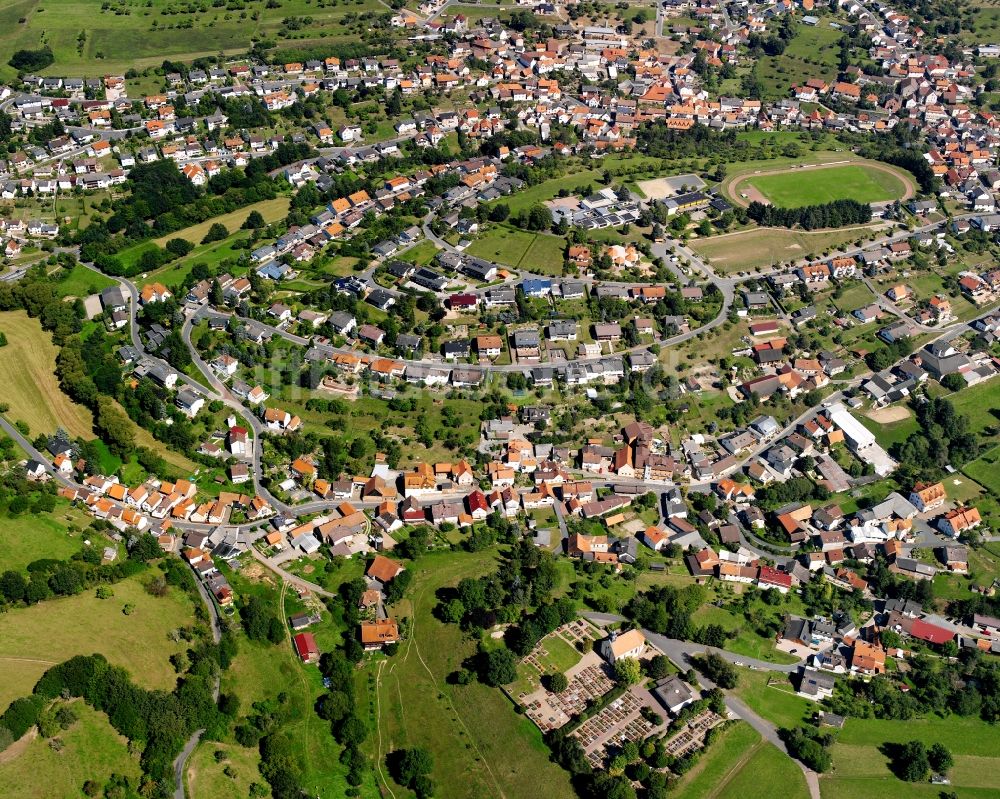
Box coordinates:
[201,222,229,244]
[614,657,642,686]
[899,740,930,781]
[243,210,266,229]
[481,648,517,686]
[546,672,569,693]
[928,742,953,774]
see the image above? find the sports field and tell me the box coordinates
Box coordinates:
[0,310,94,439]
[690,225,879,273]
[741,164,910,207]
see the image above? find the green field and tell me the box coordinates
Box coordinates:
[0,499,92,574]
[756,21,844,98]
[0,0,388,79]
[151,197,290,248]
[0,701,141,799]
[690,225,878,273]
[745,164,909,208]
[52,265,116,299]
[368,549,576,799]
[692,605,800,664]
[716,736,810,799]
[671,720,808,799]
[821,714,1000,798]
[0,574,196,713]
[859,411,919,451]
[732,670,814,730]
[0,310,95,439]
[963,444,1000,493]
[186,741,269,799]
[466,227,566,275]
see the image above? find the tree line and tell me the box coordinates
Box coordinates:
[746,198,872,230]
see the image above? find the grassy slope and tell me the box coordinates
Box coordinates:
[371,549,575,799]
[0,0,387,79]
[0,702,141,799]
[0,310,94,439]
[151,196,290,248]
[186,741,270,799]
[0,498,92,573]
[0,575,196,712]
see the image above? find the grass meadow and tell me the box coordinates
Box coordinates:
[0,310,95,439]
[0,574,196,713]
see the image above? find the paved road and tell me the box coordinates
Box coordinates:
[583,614,820,799]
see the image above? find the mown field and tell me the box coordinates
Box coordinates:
[821,715,1000,799]
[670,720,809,799]
[0,574,196,713]
[0,310,94,439]
[745,164,908,207]
[690,225,879,273]
[151,197,290,248]
[756,21,844,98]
[466,227,567,276]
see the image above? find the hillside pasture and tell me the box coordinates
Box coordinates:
[0,310,94,439]
[0,575,196,712]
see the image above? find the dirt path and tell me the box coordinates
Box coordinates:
[724,159,916,208]
[0,728,37,765]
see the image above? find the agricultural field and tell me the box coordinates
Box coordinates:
[690,225,880,274]
[0,574,196,712]
[0,702,141,799]
[742,163,910,208]
[0,310,94,439]
[365,549,576,799]
[0,0,390,80]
